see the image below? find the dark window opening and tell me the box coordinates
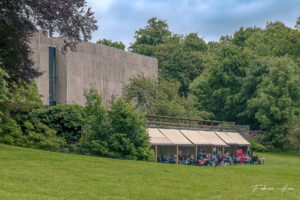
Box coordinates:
[49,47,56,106]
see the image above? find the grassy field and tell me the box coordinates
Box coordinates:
[0,144,299,200]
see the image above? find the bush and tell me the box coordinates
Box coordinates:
[250,137,267,152]
[0,119,25,146]
[22,121,66,151]
[79,88,154,161]
[79,87,111,156]
[284,126,300,152]
[109,98,154,160]
[0,119,65,151]
[23,104,84,146]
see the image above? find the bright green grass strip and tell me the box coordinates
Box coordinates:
[0,144,299,200]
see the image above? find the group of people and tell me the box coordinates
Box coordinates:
[157,150,262,166]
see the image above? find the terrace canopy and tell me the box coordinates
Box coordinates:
[180,130,211,146]
[159,128,192,146]
[147,128,172,146]
[197,131,228,147]
[226,132,250,146]
[215,131,237,145]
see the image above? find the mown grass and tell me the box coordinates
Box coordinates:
[0,144,299,200]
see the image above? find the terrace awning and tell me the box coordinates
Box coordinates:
[147,128,173,145]
[215,131,237,145]
[180,130,211,146]
[198,131,228,147]
[226,132,250,146]
[159,128,193,146]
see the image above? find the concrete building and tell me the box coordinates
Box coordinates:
[30,31,158,106]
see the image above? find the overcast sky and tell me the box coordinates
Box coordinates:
[86,0,300,48]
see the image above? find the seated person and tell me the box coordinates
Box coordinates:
[217,154,224,165]
[169,155,175,164]
[208,153,213,161]
[199,159,205,166]
[157,157,161,162]
[182,156,188,165]
[198,151,204,159]
[204,159,210,166]
[251,155,258,164]
[212,154,217,161]
[203,151,207,158]
[232,156,237,164]
[224,156,232,165]
[189,154,195,165]
[178,152,184,164]
[161,155,169,163]
[243,154,250,164]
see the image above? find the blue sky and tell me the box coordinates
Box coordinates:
[86,0,300,48]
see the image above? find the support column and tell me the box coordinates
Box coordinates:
[155,146,158,162]
[176,146,178,164]
[195,146,197,158]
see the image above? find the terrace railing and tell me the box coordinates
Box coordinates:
[146,115,235,129]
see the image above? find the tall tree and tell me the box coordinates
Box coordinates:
[129,17,171,56]
[190,43,252,122]
[248,57,300,148]
[0,0,97,84]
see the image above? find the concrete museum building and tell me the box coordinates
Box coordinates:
[30,31,158,106]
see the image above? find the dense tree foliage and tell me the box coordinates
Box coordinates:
[129,18,300,149]
[0,0,97,84]
[122,74,212,119]
[97,39,125,50]
[129,17,171,56]
[248,57,300,148]
[129,18,208,95]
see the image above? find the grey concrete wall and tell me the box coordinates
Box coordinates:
[29,31,158,105]
[29,31,51,104]
[64,40,157,105]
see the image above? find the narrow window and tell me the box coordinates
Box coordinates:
[49,47,56,106]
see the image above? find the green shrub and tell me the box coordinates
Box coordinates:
[284,126,300,152]
[250,137,267,152]
[109,98,154,161]
[22,121,66,151]
[79,87,111,156]
[0,118,66,151]
[24,104,84,146]
[0,119,25,146]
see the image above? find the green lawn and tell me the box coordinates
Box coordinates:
[0,144,299,200]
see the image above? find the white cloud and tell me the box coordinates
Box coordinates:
[86,0,300,48]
